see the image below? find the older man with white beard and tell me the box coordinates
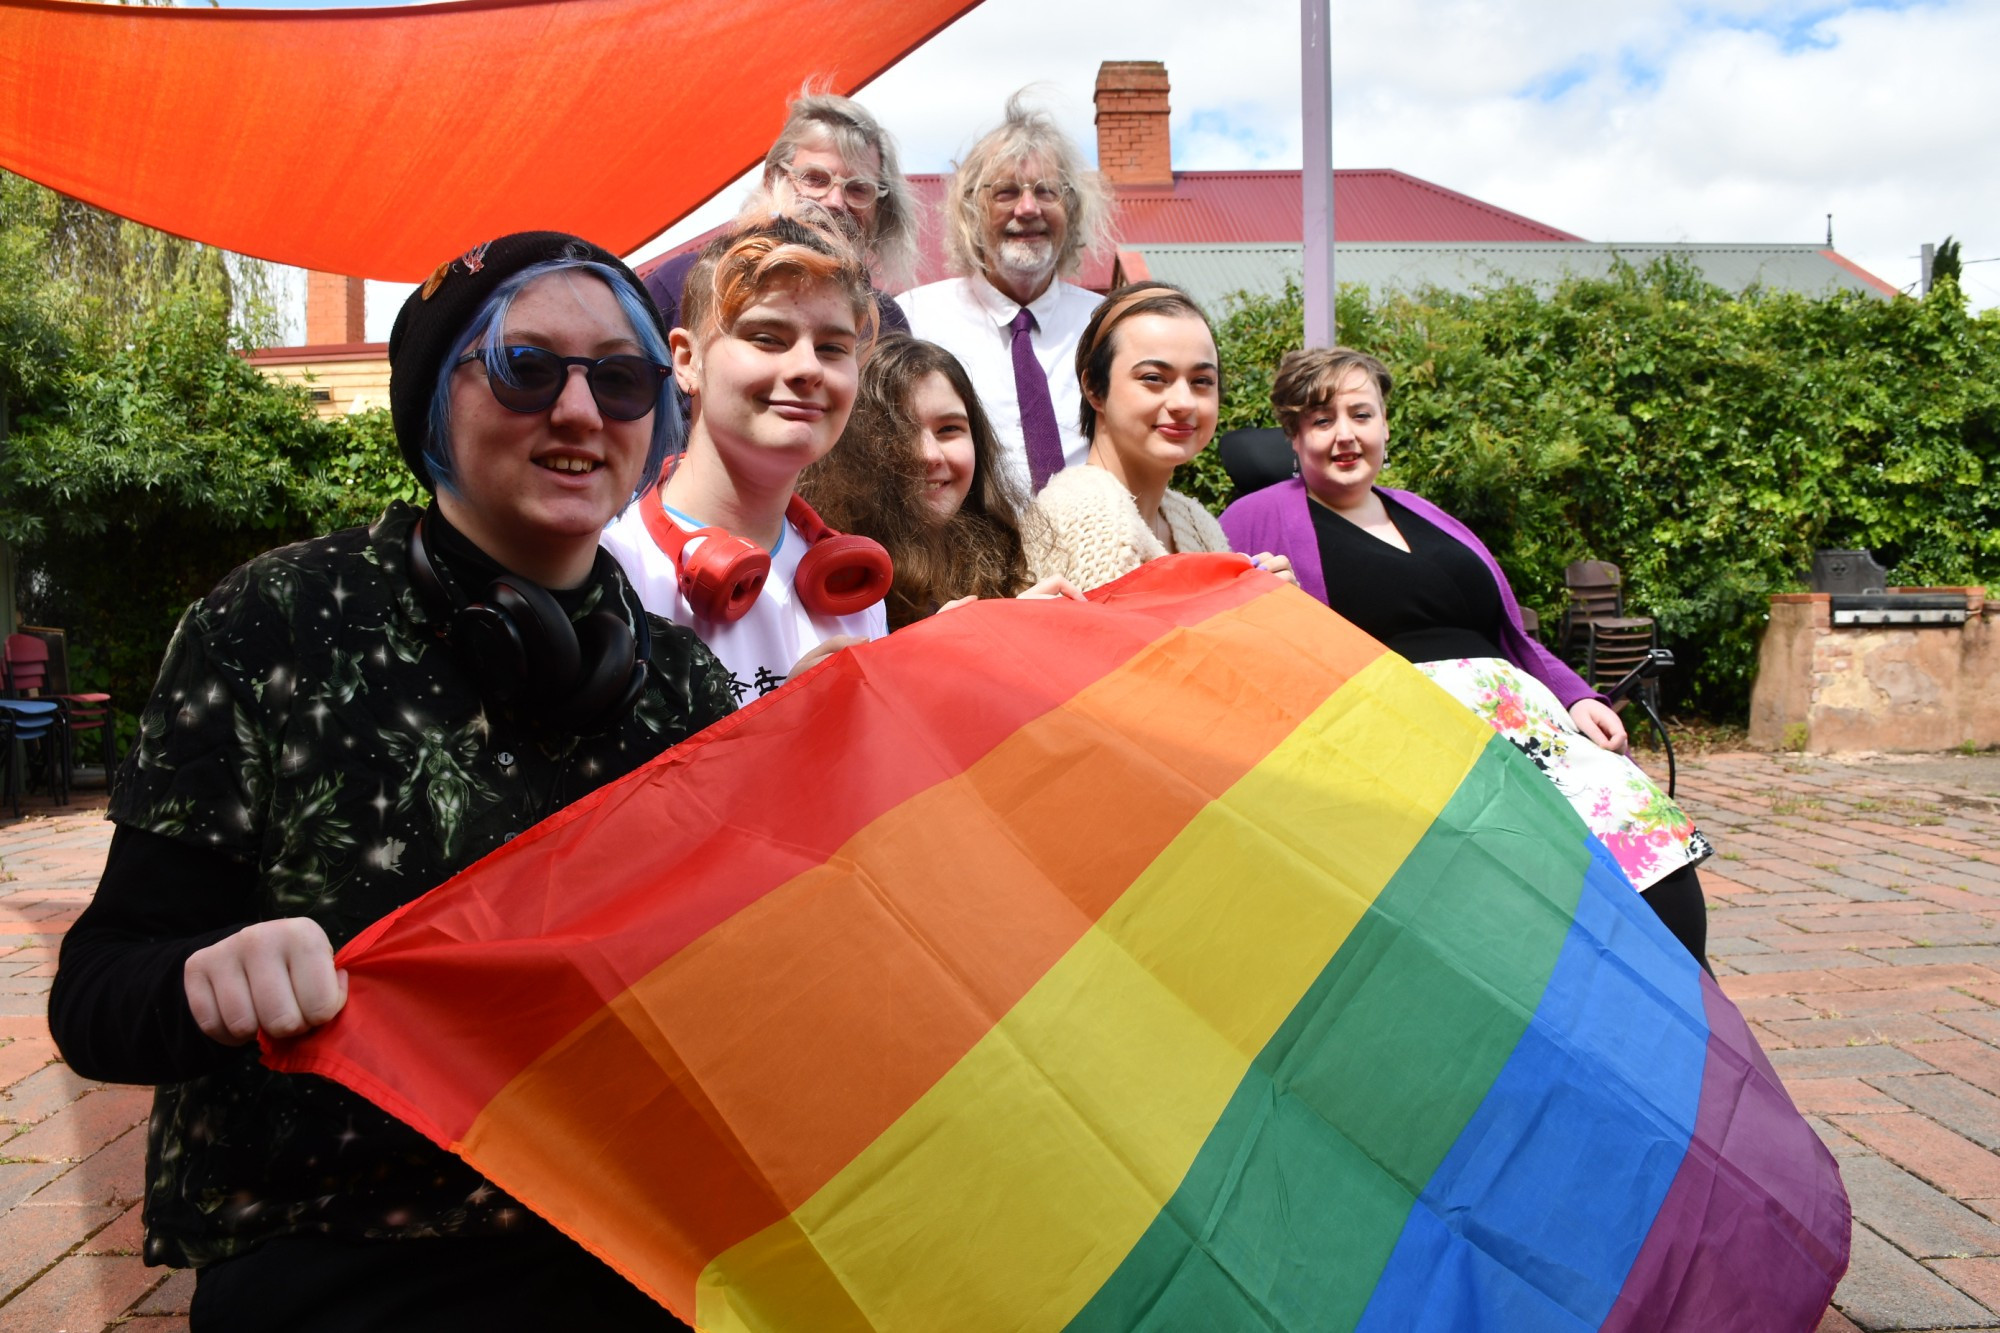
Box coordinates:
[898,94,1113,496]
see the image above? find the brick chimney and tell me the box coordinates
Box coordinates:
[306,271,366,345]
[1094,61,1173,188]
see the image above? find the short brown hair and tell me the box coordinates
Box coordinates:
[1269,347,1393,437]
[1073,282,1216,440]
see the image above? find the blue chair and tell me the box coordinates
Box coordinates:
[0,698,66,816]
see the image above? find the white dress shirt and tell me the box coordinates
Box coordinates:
[896,275,1099,497]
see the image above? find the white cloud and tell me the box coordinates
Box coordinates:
[337,0,1996,338]
[836,0,1993,307]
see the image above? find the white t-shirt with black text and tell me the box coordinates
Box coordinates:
[601,498,886,705]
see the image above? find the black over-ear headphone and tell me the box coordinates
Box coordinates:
[407,510,651,734]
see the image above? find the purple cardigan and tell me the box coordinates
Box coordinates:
[1220,479,1603,709]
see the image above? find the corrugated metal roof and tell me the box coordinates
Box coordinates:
[640,170,1582,291]
[1130,242,1900,311]
[895,170,1578,286]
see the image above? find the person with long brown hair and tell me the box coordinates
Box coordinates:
[1028,282,1293,591]
[801,335,1061,627]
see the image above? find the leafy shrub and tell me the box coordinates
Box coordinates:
[1,173,418,725]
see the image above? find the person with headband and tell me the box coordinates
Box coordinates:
[1026,282,1294,591]
[897,92,1114,497]
[644,89,916,342]
[49,232,735,1330]
[1219,346,1714,968]
[799,334,1081,627]
[601,217,892,701]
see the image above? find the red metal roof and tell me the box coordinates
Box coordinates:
[639,168,1582,292]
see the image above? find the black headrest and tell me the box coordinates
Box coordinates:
[1217,428,1298,497]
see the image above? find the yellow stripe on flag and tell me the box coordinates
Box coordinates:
[695,656,1495,1332]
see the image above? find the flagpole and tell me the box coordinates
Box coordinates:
[1301,0,1335,346]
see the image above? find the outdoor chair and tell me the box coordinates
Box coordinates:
[1558,561,1627,647]
[6,629,117,774]
[0,697,66,816]
[1559,561,1662,703]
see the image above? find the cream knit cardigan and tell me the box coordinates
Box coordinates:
[1026,464,1233,591]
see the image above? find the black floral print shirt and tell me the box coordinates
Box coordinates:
[104,502,736,1267]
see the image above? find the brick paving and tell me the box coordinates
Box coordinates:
[9,755,2000,1329]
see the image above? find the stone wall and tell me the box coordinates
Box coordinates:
[1747,588,1997,752]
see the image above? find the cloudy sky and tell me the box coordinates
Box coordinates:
[226,0,1996,336]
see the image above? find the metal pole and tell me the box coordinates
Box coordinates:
[1921,242,1935,295]
[1301,0,1334,346]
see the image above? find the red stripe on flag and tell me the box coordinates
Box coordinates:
[267,558,1277,1145]
[443,582,1384,1301]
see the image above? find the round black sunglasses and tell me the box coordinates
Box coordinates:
[459,346,668,421]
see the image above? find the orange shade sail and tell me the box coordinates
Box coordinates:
[0,0,977,279]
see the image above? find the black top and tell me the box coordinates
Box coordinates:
[49,502,737,1267]
[1309,492,1507,663]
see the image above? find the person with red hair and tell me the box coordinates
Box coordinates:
[601,218,892,701]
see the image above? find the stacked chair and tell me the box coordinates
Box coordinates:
[6,630,117,773]
[1558,561,1677,796]
[1,628,119,816]
[0,692,64,817]
[1559,561,1661,706]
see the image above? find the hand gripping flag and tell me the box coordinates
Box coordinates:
[268,555,1849,1331]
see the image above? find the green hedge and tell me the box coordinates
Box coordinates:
[1,281,417,725]
[2,174,421,729]
[1181,263,2000,717]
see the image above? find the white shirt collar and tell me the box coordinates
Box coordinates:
[968,271,1069,328]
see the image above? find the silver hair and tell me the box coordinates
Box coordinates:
[759,87,920,288]
[944,90,1113,282]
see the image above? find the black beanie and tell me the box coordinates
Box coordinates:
[387,231,667,490]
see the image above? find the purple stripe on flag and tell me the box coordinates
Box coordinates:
[1601,978,1850,1331]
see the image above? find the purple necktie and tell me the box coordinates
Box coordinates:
[1009,306,1066,492]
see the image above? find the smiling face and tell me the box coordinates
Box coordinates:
[773,136,882,240]
[979,153,1068,296]
[439,271,653,587]
[906,370,977,520]
[678,279,861,491]
[1291,367,1388,510]
[1086,312,1220,484]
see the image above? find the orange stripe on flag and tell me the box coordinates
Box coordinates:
[268,562,1273,1156]
[454,588,1384,1310]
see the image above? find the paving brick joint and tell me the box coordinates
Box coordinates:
[10,755,2000,1330]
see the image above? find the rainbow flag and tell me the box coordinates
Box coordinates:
[268,556,1848,1331]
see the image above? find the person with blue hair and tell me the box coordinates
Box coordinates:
[50,232,734,1329]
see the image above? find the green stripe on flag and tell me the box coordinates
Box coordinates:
[1068,736,1593,1331]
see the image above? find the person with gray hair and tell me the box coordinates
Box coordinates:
[643,87,916,338]
[898,91,1114,496]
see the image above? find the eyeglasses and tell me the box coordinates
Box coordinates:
[981,180,1066,207]
[459,346,667,420]
[780,163,890,208]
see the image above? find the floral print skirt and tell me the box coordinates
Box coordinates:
[1414,656,1713,893]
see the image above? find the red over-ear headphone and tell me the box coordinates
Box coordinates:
[637,481,892,624]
